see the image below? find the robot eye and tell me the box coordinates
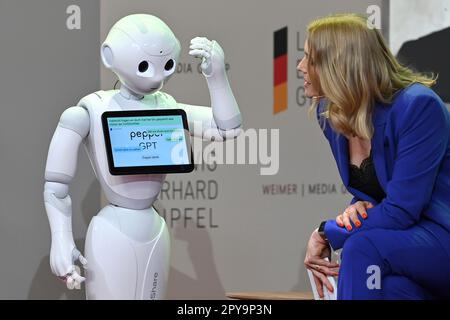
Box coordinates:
[164,59,175,71]
[138,61,149,73]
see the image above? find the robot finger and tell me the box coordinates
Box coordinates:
[72,248,81,261]
[190,36,203,42]
[66,275,75,290]
[190,42,213,52]
[65,270,85,290]
[78,254,88,269]
[189,49,211,60]
[191,39,213,51]
[190,37,210,45]
[71,272,86,287]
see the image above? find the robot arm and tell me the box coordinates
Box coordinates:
[44,106,90,289]
[182,37,242,141]
[178,103,241,141]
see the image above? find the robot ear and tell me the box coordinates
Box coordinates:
[101,44,114,69]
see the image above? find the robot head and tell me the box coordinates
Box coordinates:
[101,14,181,96]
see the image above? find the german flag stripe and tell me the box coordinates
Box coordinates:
[274,27,288,58]
[274,27,288,114]
[274,83,288,114]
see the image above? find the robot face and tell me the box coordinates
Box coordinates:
[101,14,181,96]
[133,55,177,93]
[114,48,178,95]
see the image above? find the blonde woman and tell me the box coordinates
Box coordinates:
[301,14,450,299]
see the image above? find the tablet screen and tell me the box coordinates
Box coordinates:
[102,109,194,175]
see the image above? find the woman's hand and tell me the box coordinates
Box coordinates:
[336,201,374,231]
[304,228,339,298]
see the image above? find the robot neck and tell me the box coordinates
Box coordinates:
[119,84,144,101]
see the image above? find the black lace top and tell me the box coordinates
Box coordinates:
[348,151,386,203]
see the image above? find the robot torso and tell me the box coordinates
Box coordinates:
[78,89,178,210]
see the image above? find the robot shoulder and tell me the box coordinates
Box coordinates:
[59,106,90,138]
[77,90,111,109]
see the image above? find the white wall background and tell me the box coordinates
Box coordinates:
[0,0,100,299]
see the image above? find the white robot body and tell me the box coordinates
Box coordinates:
[85,205,170,300]
[79,90,175,299]
[44,14,242,299]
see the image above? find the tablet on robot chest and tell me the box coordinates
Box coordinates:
[102,109,194,175]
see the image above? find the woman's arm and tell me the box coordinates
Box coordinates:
[326,93,449,250]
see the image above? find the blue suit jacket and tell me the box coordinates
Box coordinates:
[320,84,450,251]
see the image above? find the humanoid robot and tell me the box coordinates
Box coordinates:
[44,14,242,299]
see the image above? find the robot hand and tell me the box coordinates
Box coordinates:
[50,231,87,290]
[189,37,225,77]
[188,37,241,131]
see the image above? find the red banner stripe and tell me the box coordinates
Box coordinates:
[274,54,287,86]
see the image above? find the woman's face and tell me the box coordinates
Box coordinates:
[297,41,321,98]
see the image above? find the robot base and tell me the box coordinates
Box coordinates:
[85,204,170,300]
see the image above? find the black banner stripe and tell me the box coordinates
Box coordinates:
[274,27,288,58]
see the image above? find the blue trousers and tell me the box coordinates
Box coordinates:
[337,221,450,299]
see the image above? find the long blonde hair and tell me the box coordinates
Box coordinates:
[307,14,436,139]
